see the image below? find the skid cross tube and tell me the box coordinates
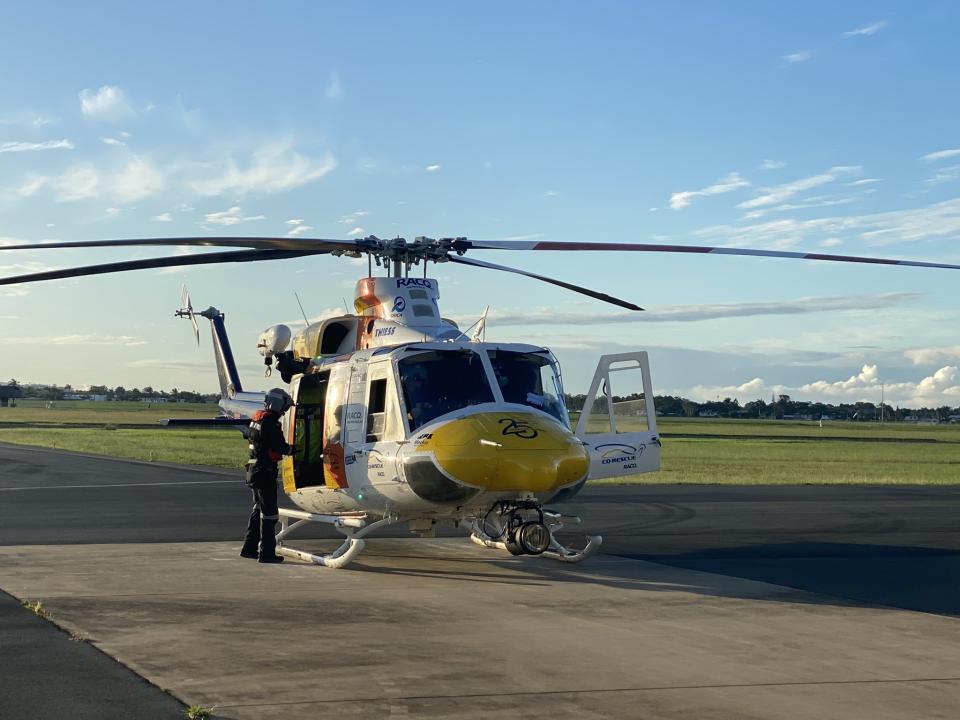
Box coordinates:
[275,508,397,569]
[468,510,602,563]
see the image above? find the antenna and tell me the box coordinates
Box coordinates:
[342,297,349,312]
[294,292,310,327]
[453,306,491,343]
[471,305,490,343]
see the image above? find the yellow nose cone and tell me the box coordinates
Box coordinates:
[413,412,588,493]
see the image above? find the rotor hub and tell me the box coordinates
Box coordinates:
[331,235,470,266]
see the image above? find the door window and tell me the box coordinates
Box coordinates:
[366,378,387,442]
[579,358,651,435]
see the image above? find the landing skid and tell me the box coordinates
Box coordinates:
[468,510,602,563]
[275,507,600,568]
[275,509,396,569]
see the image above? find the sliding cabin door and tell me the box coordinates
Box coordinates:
[361,362,403,491]
[281,372,329,493]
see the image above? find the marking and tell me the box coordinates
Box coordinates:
[597,442,645,465]
[397,278,432,288]
[597,442,637,452]
[392,296,406,313]
[0,480,237,492]
[498,417,539,439]
[213,677,960,709]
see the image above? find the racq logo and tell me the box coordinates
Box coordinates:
[397,278,432,289]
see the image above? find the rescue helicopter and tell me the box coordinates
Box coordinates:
[3,235,960,568]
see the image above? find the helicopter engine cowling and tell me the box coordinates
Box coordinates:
[257,324,292,357]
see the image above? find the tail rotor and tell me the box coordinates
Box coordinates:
[175,284,200,345]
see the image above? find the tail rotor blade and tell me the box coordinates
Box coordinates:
[186,289,199,346]
[176,284,201,346]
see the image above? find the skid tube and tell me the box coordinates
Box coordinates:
[469,509,602,563]
[275,509,397,569]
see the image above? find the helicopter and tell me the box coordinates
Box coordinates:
[3,234,960,568]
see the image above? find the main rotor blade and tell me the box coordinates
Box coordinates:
[0,236,361,253]
[448,255,643,311]
[464,240,960,271]
[0,248,323,286]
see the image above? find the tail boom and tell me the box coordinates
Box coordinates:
[199,307,243,398]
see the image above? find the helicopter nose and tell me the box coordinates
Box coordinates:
[408,412,588,495]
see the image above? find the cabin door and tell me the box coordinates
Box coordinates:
[361,363,403,491]
[281,372,329,493]
[574,352,660,480]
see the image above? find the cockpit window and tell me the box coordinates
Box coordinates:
[399,350,494,431]
[487,350,568,424]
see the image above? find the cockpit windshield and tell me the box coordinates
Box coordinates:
[398,350,494,431]
[487,350,568,424]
